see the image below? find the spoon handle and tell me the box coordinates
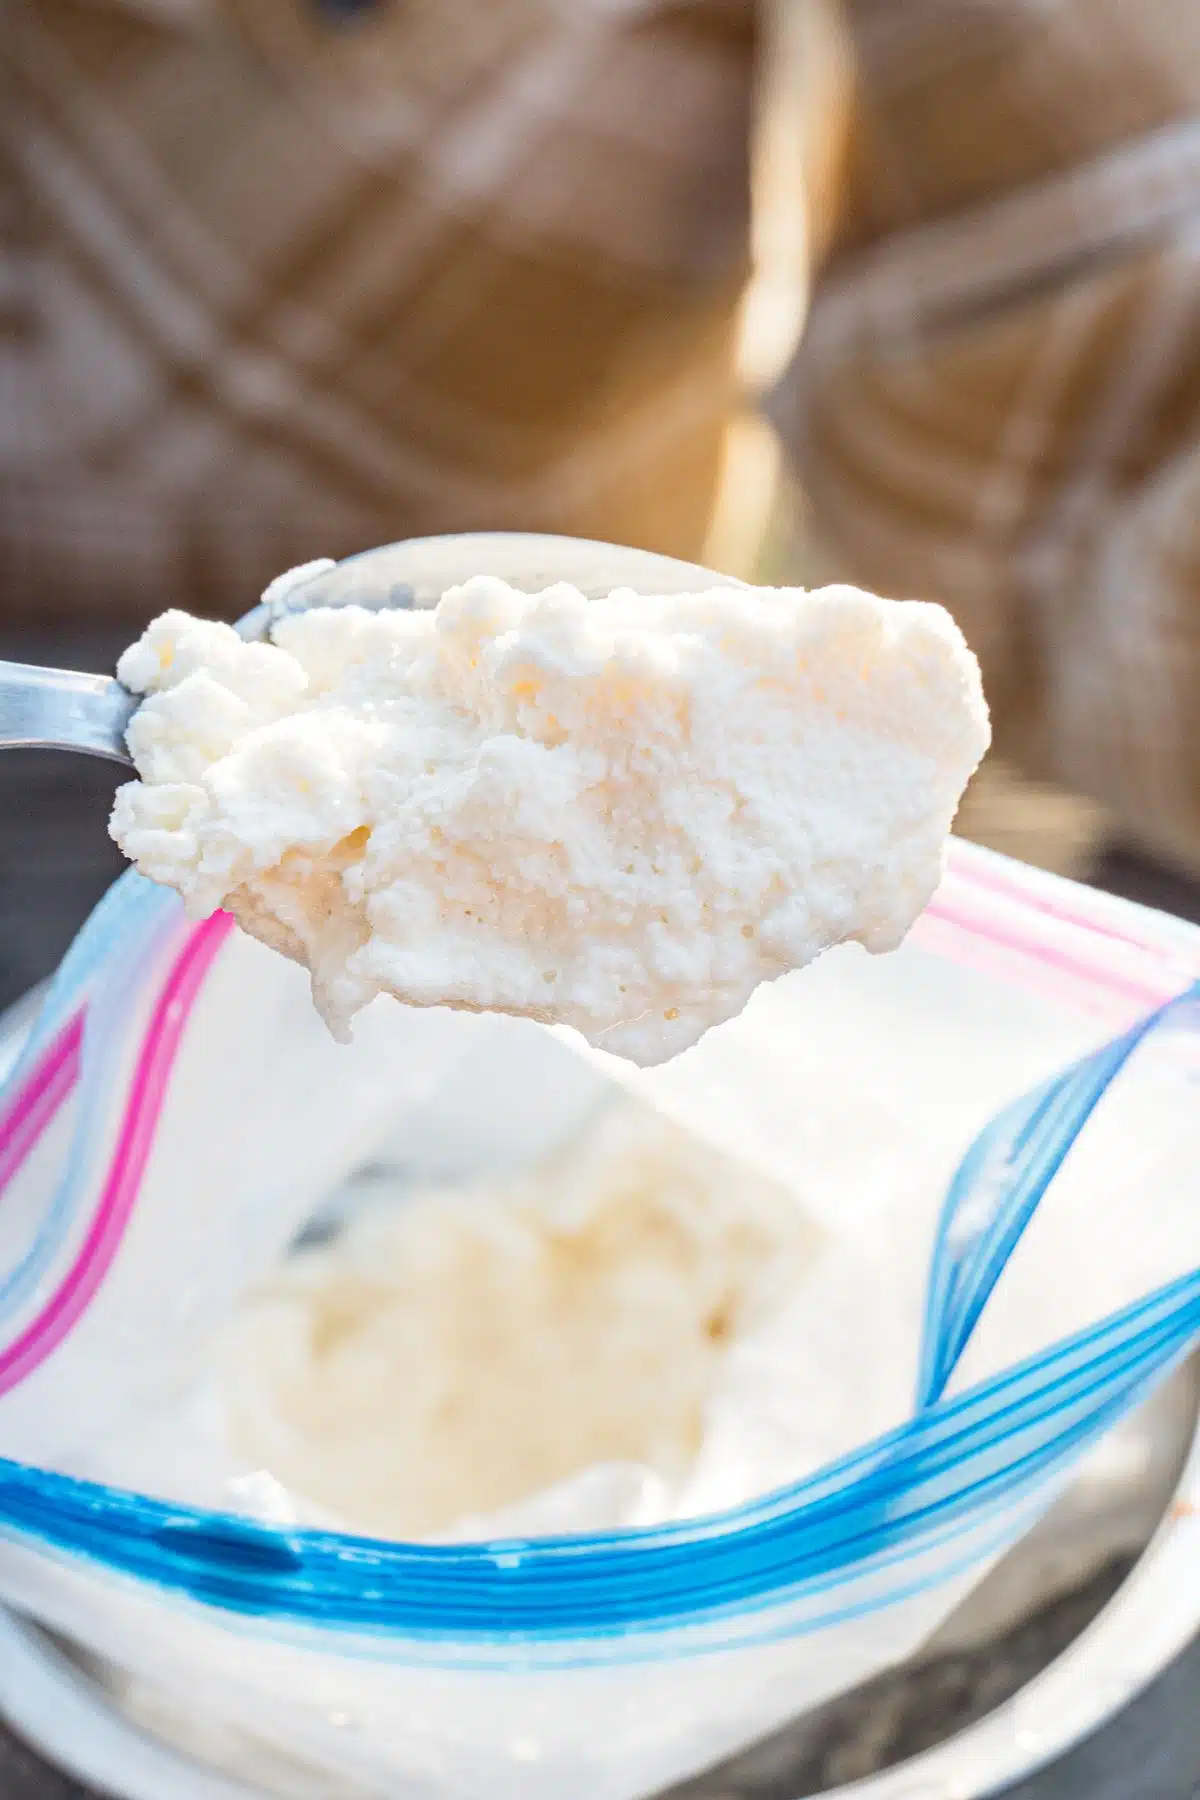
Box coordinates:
[0,661,136,766]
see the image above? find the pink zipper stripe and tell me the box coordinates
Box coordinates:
[0,1049,79,1198]
[949,843,1200,964]
[0,1015,85,1195]
[923,895,1177,1013]
[0,912,234,1397]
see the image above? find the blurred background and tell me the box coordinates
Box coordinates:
[3,0,1200,1013]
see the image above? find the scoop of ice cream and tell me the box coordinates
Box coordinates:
[110,574,989,1064]
[214,1094,818,1540]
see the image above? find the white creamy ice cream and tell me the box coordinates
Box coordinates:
[213,1095,818,1540]
[110,573,989,1063]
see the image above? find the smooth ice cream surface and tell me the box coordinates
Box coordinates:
[110,574,989,1064]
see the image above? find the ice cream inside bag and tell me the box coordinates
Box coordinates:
[0,839,1198,1800]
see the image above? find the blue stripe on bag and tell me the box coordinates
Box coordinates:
[918,978,1200,1408]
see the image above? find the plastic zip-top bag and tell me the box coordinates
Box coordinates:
[0,541,1196,1800]
[0,865,1195,1800]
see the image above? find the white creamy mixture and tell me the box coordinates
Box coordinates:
[213,1096,818,1540]
[111,573,988,1063]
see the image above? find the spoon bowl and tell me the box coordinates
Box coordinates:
[0,534,733,768]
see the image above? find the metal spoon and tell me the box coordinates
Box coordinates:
[0,662,139,768]
[0,533,728,768]
[0,558,403,768]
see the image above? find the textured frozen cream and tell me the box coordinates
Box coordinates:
[213,1094,818,1540]
[110,572,989,1064]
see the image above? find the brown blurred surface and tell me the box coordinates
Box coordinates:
[782,0,1200,879]
[2,0,755,624]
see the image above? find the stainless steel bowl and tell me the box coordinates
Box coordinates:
[2,1351,1196,1800]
